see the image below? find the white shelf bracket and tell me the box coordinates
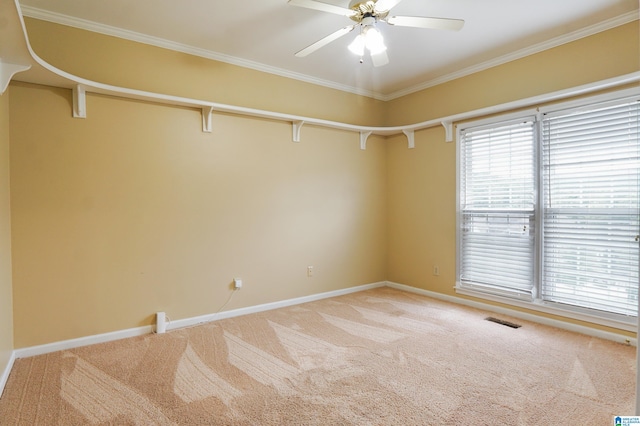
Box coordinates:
[0,60,31,95]
[360,131,372,150]
[292,120,304,142]
[73,85,86,118]
[403,129,415,149]
[441,121,453,142]
[202,106,214,133]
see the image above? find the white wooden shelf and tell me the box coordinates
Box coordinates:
[1,0,638,150]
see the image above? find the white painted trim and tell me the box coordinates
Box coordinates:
[440,121,453,142]
[7,278,634,369]
[14,325,153,359]
[72,84,86,118]
[359,131,372,150]
[537,87,640,115]
[18,5,382,101]
[18,5,637,101]
[12,282,386,359]
[402,129,415,149]
[0,351,16,398]
[201,106,213,133]
[386,281,637,346]
[292,120,304,143]
[167,282,386,331]
[454,285,636,332]
[382,11,639,101]
[0,61,30,94]
[5,0,640,144]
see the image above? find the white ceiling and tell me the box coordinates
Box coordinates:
[18,0,639,100]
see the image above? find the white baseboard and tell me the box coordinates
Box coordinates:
[14,325,153,359]
[11,279,630,369]
[3,279,635,398]
[167,281,387,331]
[386,281,637,346]
[13,281,387,360]
[0,350,16,398]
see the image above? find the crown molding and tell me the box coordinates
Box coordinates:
[19,5,383,100]
[20,5,638,102]
[382,11,639,101]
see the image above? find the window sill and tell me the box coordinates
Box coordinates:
[455,284,637,333]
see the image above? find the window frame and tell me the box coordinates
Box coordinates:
[458,114,538,300]
[455,88,640,332]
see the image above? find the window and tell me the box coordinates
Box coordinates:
[541,99,640,317]
[459,119,536,299]
[457,93,640,326]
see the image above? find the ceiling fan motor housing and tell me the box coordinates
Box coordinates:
[348,0,389,22]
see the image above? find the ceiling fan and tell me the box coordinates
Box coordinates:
[288,0,464,67]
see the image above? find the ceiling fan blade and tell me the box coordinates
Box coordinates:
[386,16,464,31]
[295,25,355,57]
[370,49,389,67]
[374,0,404,13]
[288,0,356,17]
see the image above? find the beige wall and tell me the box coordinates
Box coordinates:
[6,18,639,348]
[23,18,386,127]
[9,83,387,347]
[0,92,14,369]
[386,21,639,336]
[384,22,640,125]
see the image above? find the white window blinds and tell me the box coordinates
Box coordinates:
[541,100,640,316]
[459,119,536,298]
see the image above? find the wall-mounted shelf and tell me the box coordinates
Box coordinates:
[1,0,639,151]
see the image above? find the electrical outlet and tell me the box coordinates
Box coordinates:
[233,278,243,289]
[307,266,314,277]
[433,266,440,276]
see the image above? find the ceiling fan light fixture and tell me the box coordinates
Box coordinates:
[289,0,464,66]
[348,33,366,56]
[364,26,386,54]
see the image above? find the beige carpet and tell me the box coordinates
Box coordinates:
[0,287,636,425]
